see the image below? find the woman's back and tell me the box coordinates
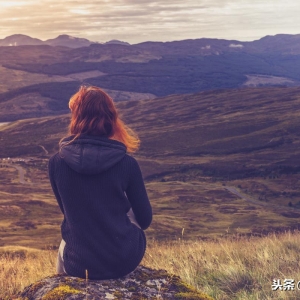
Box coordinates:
[48,86,152,279]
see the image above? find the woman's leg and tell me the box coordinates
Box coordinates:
[56,239,66,274]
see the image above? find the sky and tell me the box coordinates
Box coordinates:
[0,0,299,44]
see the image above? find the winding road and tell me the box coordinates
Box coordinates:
[225,186,296,212]
[39,145,49,155]
[2,163,31,185]
[12,165,29,184]
[225,186,269,207]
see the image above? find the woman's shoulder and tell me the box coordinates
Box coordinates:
[121,154,144,177]
[49,152,61,163]
[48,152,64,170]
[123,153,140,166]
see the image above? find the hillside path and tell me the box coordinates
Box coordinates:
[39,145,49,155]
[225,186,296,212]
[13,165,28,184]
[225,186,268,206]
[2,163,31,185]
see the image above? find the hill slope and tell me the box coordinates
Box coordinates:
[1,87,300,245]
[1,34,300,102]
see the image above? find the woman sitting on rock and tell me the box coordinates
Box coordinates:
[48,85,152,280]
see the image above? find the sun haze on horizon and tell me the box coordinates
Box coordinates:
[0,0,299,44]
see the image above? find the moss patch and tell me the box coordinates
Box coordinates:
[113,290,124,298]
[42,285,83,300]
[20,281,47,299]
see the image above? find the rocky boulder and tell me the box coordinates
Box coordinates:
[18,266,213,299]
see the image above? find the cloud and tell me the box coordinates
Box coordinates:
[0,0,299,43]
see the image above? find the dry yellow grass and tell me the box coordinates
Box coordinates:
[2,232,300,299]
[0,246,57,299]
[144,232,300,300]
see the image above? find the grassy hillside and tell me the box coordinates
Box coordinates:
[2,38,300,113]
[2,231,300,299]
[0,82,155,122]
[4,53,300,98]
[0,65,74,94]
[1,87,300,246]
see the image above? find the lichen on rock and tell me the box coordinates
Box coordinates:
[18,266,213,300]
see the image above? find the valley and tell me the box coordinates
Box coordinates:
[1,86,300,248]
[1,34,300,249]
[2,34,300,123]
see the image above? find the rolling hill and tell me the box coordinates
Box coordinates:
[1,87,300,247]
[1,51,300,122]
[1,35,300,112]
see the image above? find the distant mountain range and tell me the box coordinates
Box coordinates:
[1,33,300,53]
[0,34,130,48]
[1,32,300,110]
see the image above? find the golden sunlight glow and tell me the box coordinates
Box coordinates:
[0,1,31,8]
[69,9,90,15]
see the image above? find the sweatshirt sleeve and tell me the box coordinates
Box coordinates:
[125,157,152,230]
[48,155,65,215]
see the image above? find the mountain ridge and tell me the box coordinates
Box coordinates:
[0,34,130,48]
[1,33,300,120]
[1,33,300,53]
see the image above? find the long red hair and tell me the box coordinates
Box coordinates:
[68,85,140,153]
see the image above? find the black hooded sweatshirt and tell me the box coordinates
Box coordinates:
[48,135,152,279]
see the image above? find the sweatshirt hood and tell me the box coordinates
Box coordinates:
[59,135,126,175]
